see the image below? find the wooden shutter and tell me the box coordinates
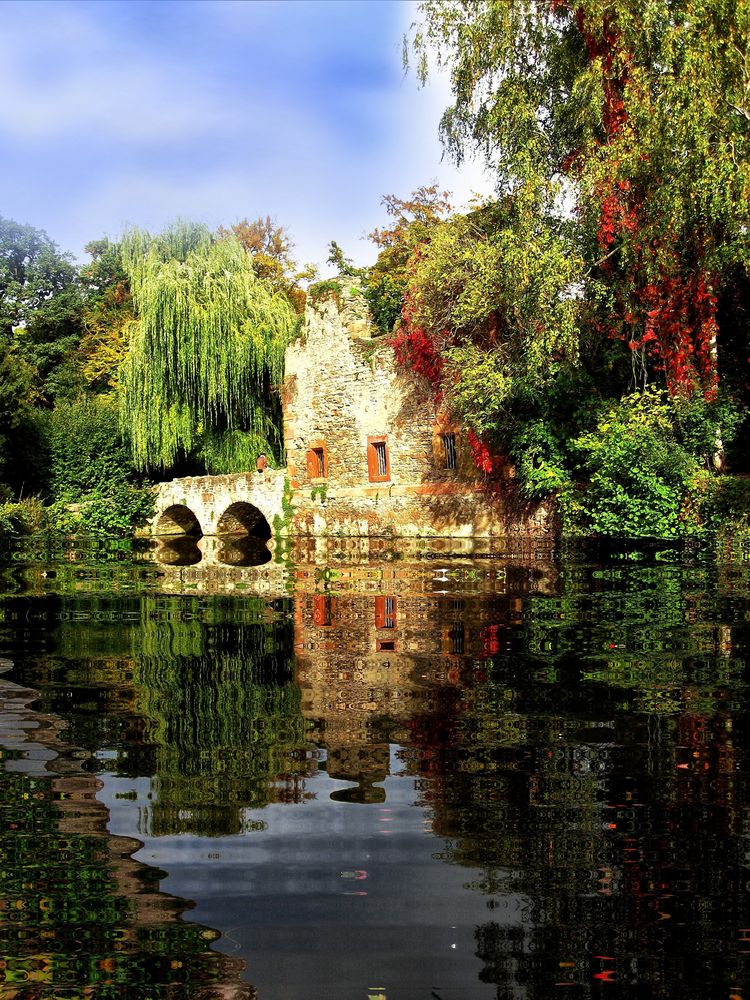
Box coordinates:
[367,437,390,483]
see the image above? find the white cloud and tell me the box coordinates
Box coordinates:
[0,0,496,271]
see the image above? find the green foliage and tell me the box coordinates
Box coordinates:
[562,389,706,537]
[307,278,343,305]
[509,419,572,501]
[45,483,154,537]
[119,222,297,472]
[701,475,750,534]
[364,185,452,334]
[326,240,360,277]
[0,346,38,473]
[0,216,83,403]
[77,237,135,392]
[0,497,46,537]
[46,396,133,501]
[196,428,275,474]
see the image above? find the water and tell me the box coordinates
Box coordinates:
[1,538,749,999]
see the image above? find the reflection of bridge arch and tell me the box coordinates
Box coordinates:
[216,501,272,540]
[155,504,203,537]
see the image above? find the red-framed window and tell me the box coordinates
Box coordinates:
[312,594,336,626]
[306,441,328,479]
[367,436,390,483]
[375,596,397,629]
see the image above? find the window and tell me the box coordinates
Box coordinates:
[377,639,396,652]
[312,594,335,626]
[306,442,327,479]
[443,622,465,655]
[367,436,390,483]
[442,433,457,470]
[375,596,397,629]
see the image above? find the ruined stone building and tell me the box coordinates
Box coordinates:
[283,283,550,539]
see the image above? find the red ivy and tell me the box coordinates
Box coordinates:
[573,5,718,399]
[467,430,497,474]
[391,325,443,387]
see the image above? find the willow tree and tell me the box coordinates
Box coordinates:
[119,222,297,472]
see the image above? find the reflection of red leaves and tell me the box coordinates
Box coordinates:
[594,970,616,982]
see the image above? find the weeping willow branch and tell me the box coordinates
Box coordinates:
[118,222,297,471]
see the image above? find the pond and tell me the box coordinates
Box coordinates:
[0,537,749,999]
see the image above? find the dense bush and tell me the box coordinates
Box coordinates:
[46,396,133,500]
[562,389,711,538]
[46,482,154,536]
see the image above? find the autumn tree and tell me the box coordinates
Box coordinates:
[364,185,452,333]
[221,216,316,315]
[77,237,135,392]
[396,1,750,530]
[410,0,750,397]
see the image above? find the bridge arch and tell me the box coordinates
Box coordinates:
[216,501,272,540]
[155,504,203,537]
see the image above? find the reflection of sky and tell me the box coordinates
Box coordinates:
[0,0,491,268]
[100,763,526,1000]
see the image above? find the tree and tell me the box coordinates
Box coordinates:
[364,185,451,333]
[0,216,83,403]
[77,237,136,392]
[220,215,316,314]
[118,222,298,473]
[409,0,750,398]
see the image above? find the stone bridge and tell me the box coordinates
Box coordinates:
[150,470,287,540]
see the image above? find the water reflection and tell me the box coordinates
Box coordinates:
[154,533,272,568]
[0,661,251,999]
[0,543,749,998]
[155,535,203,566]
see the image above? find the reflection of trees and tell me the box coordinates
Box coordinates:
[6,593,312,837]
[412,558,750,999]
[0,679,251,999]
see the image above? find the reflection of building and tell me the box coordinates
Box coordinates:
[292,555,555,797]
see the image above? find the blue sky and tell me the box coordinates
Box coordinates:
[0,0,491,271]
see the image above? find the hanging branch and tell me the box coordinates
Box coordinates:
[118,222,297,471]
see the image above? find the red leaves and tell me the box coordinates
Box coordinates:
[467,429,503,475]
[391,325,444,386]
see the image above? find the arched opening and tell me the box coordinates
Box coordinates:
[154,536,203,566]
[155,504,203,537]
[217,536,272,567]
[216,502,272,540]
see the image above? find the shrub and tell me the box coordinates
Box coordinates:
[46,483,154,537]
[564,388,703,538]
[47,396,132,501]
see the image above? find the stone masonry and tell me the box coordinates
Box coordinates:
[152,469,285,538]
[283,282,551,538]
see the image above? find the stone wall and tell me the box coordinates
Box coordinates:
[283,283,551,538]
